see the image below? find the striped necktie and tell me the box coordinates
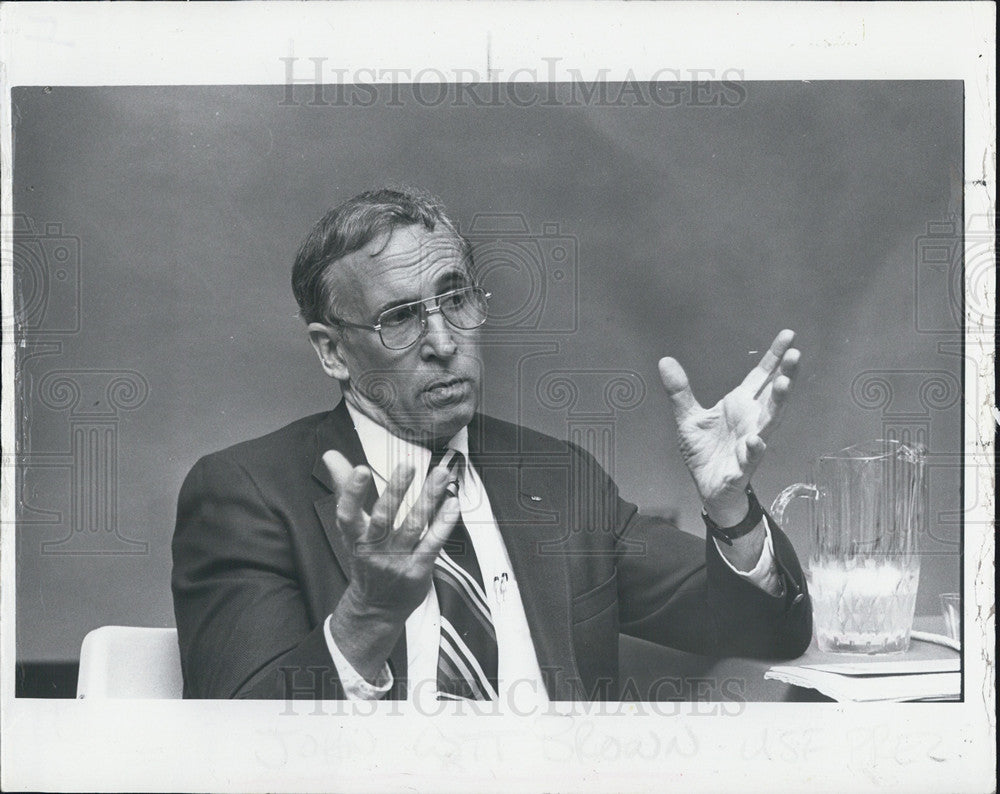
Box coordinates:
[428,448,499,701]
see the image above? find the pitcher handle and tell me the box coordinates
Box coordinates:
[770,483,818,527]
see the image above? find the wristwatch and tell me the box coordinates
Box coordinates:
[701,484,764,546]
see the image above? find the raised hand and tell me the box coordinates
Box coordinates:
[324,450,460,681]
[658,329,800,526]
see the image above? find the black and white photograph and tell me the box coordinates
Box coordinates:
[1,3,994,792]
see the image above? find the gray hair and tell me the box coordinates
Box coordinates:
[291,186,472,324]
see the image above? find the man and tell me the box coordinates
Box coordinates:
[171,187,811,703]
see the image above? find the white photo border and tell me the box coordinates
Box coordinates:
[1,2,994,792]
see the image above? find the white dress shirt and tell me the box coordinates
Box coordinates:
[325,404,782,705]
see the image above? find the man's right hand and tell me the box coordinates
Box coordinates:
[323,450,459,683]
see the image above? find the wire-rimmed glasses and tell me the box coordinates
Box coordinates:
[328,286,491,350]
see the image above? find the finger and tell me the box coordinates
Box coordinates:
[771,373,793,404]
[414,495,461,560]
[658,357,701,421]
[322,450,356,493]
[332,464,373,541]
[742,329,796,394]
[778,347,801,378]
[396,465,451,545]
[368,462,417,538]
[758,374,795,438]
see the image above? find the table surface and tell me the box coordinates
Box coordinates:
[618,616,961,702]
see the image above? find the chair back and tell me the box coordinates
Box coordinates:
[77,626,183,699]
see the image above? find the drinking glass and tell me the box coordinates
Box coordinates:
[771,439,926,654]
[939,593,961,643]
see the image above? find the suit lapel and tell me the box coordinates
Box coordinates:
[469,416,580,697]
[311,400,409,694]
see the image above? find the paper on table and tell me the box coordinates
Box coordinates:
[798,658,960,676]
[765,659,961,702]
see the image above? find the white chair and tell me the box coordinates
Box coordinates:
[76,626,183,699]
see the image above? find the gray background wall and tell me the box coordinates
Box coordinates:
[13,82,964,664]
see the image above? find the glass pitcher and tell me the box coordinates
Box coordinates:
[771,439,926,654]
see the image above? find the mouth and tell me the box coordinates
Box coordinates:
[423,376,466,393]
[421,377,471,403]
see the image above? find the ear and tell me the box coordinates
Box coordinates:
[307,322,351,381]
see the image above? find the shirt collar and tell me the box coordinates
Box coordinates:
[344,401,469,483]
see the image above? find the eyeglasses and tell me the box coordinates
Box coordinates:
[328,286,491,350]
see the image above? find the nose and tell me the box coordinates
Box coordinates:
[419,310,457,359]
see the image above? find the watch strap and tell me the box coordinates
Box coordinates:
[701,485,764,546]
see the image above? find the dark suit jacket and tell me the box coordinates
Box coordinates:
[172,400,811,700]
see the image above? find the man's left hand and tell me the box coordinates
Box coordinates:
[658,329,800,527]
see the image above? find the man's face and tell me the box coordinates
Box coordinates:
[323,224,483,445]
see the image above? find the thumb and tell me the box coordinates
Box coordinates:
[737,435,767,468]
[658,357,699,421]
